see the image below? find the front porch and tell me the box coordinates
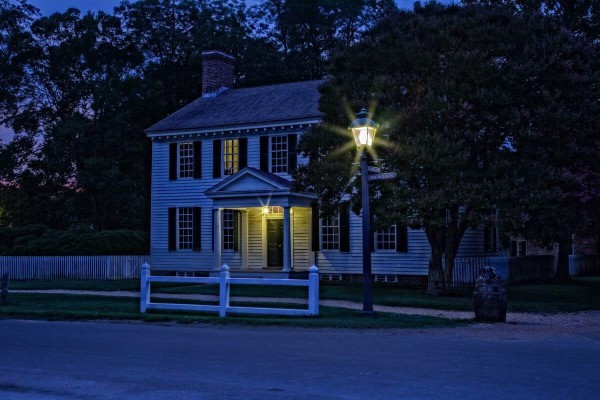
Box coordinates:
[206,167,318,274]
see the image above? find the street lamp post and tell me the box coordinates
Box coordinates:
[349,107,379,314]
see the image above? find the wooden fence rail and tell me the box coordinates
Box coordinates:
[0,255,149,280]
[141,263,320,317]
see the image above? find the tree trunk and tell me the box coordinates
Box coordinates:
[555,237,571,282]
[425,226,446,295]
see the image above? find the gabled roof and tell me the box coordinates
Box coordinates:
[146,80,325,133]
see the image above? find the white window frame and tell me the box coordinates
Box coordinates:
[223,139,239,176]
[270,135,288,173]
[177,207,194,250]
[321,213,340,251]
[222,210,235,251]
[511,239,527,257]
[375,225,396,251]
[178,142,194,178]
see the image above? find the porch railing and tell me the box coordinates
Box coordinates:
[140,263,319,317]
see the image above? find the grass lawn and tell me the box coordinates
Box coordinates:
[7,276,600,314]
[0,293,464,329]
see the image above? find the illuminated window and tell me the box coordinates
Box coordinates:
[223,139,239,175]
[178,142,194,178]
[271,136,288,173]
[178,208,193,250]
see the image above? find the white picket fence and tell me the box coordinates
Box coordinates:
[0,255,148,280]
[141,263,320,317]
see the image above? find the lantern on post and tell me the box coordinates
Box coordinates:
[349,107,379,314]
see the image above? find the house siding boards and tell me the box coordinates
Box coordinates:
[316,215,492,276]
[148,78,493,276]
[150,134,313,272]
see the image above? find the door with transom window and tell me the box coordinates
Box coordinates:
[266,219,284,267]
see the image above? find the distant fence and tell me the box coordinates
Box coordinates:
[569,255,600,277]
[0,255,149,280]
[450,256,555,285]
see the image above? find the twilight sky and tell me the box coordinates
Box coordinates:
[24,0,427,15]
[0,0,446,143]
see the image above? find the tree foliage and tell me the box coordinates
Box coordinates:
[296,1,600,290]
[0,0,397,235]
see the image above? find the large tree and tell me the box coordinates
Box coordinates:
[296,2,600,291]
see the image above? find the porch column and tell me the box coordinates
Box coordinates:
[214,208,222,269]
[283,206,292,272]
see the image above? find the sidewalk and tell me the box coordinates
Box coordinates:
[12,289,600,327]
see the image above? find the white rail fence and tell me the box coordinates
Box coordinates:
[140,263,320,317]
[0,256,148,280]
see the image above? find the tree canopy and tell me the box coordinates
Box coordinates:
[0,0,397,232]
[296,1,600,289]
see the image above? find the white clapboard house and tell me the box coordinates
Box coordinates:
[146,51,496,280]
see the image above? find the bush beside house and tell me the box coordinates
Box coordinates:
[0,225,148,255]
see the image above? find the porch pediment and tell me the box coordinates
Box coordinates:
[205,167,317,207]
[205,167,292,197]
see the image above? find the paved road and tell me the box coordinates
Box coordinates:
[0,320,598,399]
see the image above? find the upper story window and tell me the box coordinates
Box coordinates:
[260,134,297,174]
[321,214,340,250]
[170,142,201,180]
[271,135,288,173]
[223,139,239,176]
[376,225,396,251]
[213,138,246,178]
[178,142,194,178]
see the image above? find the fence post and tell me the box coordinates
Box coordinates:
[308,265,319,316]
[140,263,150,313]
[219,264,230,317]
[1,273,8,305]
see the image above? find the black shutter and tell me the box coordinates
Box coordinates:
[288,134,297,173]
[396,224,408,253]
[260,136,269,171]
[193,141,202,179]
[233,211,240,252]
[193,207,201,251]
[238,138,248,170]
[484,226,490,252]
[213,140,221,178]
[169,143,177,180]
[311,203,320,251]
[339,204,350,252]
[168,207,176,251]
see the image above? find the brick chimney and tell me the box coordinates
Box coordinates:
[201,50,235,97]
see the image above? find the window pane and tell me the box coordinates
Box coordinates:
[178,207,194,249]
[271,136,288,173]
[376,225,396,250]
[223,139,239,175]
[223,210,235,250]
[321,214,339,250]
[179,143,194,178]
